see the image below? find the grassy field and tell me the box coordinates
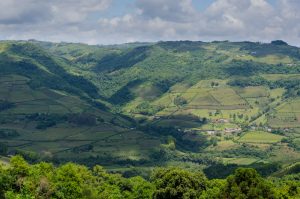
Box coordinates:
[206,140,239,151]
[268,98,300,128]
[143,81,261,121]
[236,86,269,98]
[223,157,260,165]
[239,131,284,144]
[268,144,300,163]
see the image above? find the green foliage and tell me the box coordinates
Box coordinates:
[151,167,207,199]
[223,145,268,159]
[95,46,150,72]
[228,76,268,87]
[271,40,288,46]
[0,156,156,199]
[0,156,299,198]
[142,125,209,152]
[136,102,164,115]
[221,168,276,199]
[0,42,101,106]
[204,163,281,179]
[174,96,188,107]
[109,80,142,105]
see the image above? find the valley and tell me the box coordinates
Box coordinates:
[0,40,300,177]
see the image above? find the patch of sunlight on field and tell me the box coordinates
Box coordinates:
[210,88,246,105]
[256,55,293,64]
[268,98,300,128]
[236,86,269,98]
[206,140,239,152]
[122,97,144,113]
[269,88,285,98]
[152,93,177,107]
[239,131,284,143]
[170,83,191,93]
[223,157,259,165]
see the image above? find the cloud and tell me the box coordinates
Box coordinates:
[50,0,112,24]
[0,0,112,42]
[0,0,112,26]
[0,0,299,45]
[0,0,52,24]
[136,0,197,22]
[200,0,276,39]
[97,0,279,42]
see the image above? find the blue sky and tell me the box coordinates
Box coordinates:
[0,0,299,45]
[96,0,216,18]
[193,0,216,11]
[106,0,277,14]
[94,0,278,19]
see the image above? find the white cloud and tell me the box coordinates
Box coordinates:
[0,0,52,24]
[0,0,299,45]
[50,0,112,24]
[136,0,197,22]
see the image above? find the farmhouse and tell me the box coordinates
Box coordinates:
[207,130,216,135]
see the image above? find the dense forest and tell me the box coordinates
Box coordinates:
[0,156,299,199]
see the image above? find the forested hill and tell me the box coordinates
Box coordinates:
[0,156,300,199]
[34,40,300,99]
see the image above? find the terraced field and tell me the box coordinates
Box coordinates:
[0,75,162,163]
[128,81,276,126]
[268,98,300,128]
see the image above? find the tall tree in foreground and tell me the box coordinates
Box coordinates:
[221,168,276,199]
[151,167,207,199]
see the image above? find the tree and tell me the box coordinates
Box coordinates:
[129,176,155,199]
[271,40,288,45]
[53,163,96,199]
[151,167,207,199]
[200,179,225,199]
[174,96,187,107]
[221,168,276,199]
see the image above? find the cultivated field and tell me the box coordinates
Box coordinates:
[239,131,284,144]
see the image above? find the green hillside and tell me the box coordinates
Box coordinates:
[0,41,163,168]
[0,40,300,175]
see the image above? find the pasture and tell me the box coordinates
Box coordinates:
[223,157,260,165]
[268,98,300,128]
[235,86,269,98]
[239,131,284,144]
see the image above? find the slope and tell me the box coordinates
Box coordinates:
[0,41,163,166]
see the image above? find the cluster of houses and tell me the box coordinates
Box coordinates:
[206,127,242,135]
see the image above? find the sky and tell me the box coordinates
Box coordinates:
[0,0,299,45]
